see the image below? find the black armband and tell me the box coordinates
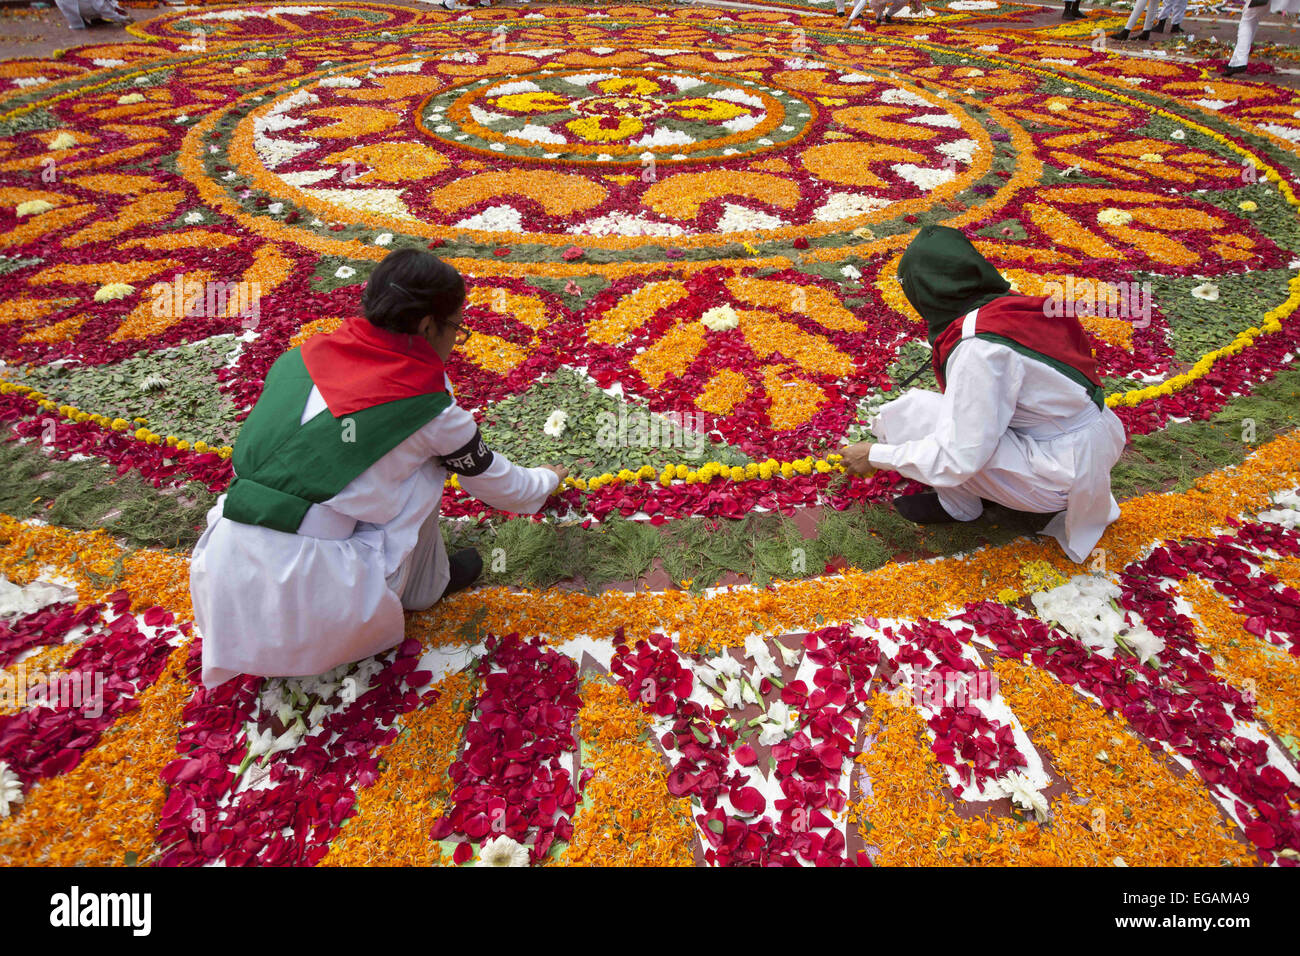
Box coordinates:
[439,428,494,477]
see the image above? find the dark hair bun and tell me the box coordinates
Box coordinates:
[361,248,466,335]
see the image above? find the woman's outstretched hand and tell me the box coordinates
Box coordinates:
[540,464,570,485]
[839,442,877,476]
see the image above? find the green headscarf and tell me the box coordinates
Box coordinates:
[897,225,1012,345]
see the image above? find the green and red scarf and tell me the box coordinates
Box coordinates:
[899,225,1105,409]
[222,317,451,534]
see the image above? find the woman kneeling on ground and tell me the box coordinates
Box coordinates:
[190,249,567,688]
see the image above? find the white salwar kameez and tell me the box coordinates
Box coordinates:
[867,337,1126,563]
[190,378,557,688]
[54,0,129,30]
[1230,0,1300,68]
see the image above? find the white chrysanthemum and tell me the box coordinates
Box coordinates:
[335,266,356,279]
[713,654,742,679]
[999,771,1048,821]
[701,305,740,332]
[907,112,961,129]
[374,232,393,246]
[880,88,930,108]
[757,720,787,747]
[567,212,687,238]
[1257,489,1300,529]
[15,200,54,217]
[937,138,979,165]
[777,641,801,668]
[1191,282,1219,301]
[183,211,205,224]
[1122,623,1165,664]
[1097,208,1133,227]
[1031,574,1164,663]
[477,835,529,867]
[116,92,146,105]
[812,192,892,223]
[454,204,523,233]
[94,282,135,302]
[841,265,863,281]
[0,578,76,620]
[714,203,783,231]
[721,676,743,710]
[48,131,77,151]
[892,163,955,191]
[542,409,569,438]
[1170,128,1186,140]
[743,634,780,680]
[0,762,22,818]
[513,123,567,145]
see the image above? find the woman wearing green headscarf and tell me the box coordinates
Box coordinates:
[839,226,1127,563]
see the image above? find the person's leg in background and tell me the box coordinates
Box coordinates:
[1226,0,1266,73]
[1168,0,1190,31]
[1153,0,1188,32]
[846,0,871,25]
[1112,0,1158,40]
[53,0,88,29]
[1061,0,1085,21]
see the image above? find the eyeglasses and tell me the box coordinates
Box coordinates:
[447,320,472,346]
[388,283,470,344]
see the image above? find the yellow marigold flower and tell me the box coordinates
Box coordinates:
[16,199,55,217]
[175,440,190,452]
[165,435,178,446]
[1238,200,1258,212]
[193,441,210,454]
[815,460,832,474]
[675,464,689,480]
[729,466,745,481]
[1097,208,1133,227]
[780,463,795,478]
[996,588,1020,605]
[94,282,135,302]
[134,427,150,441]
[110,418,130,431]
